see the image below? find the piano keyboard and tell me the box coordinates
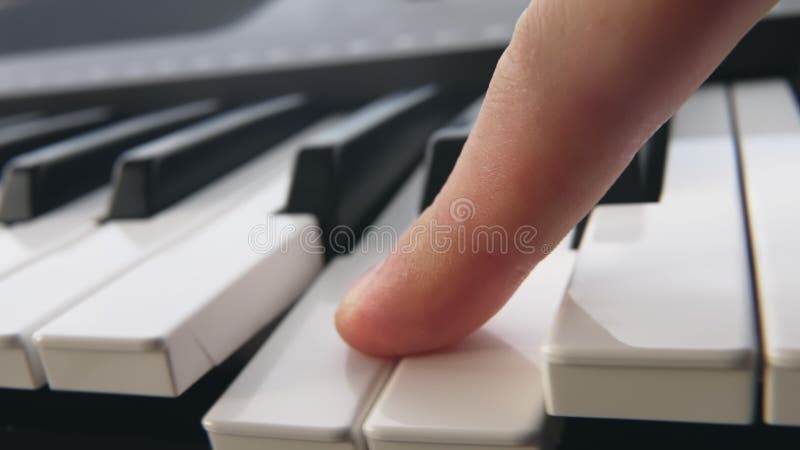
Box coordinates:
[1,1,800,449]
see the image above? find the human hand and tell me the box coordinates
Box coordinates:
[336,0,778,357]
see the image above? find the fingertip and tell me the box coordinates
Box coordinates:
[335,293,400,358]
[335,260,398,357]
[335,309,387,358]
[334,258,456,358]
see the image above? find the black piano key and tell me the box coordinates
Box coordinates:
[107,94,313,219]
[0,101,218,223]
[444,96,482,129]
[418,103,670,248]
[421,106,670,213]
[0,108,112,171]
[712,14,800,81]
[640,121,670,202]
[285,85,464,253]
[420,96,482,211]
[0,311,285,450]
[0,112,40,129]
[570,214,591,249]
[599,122,669,204]
[571,122,670,248]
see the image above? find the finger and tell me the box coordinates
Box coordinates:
[336,0,777,357]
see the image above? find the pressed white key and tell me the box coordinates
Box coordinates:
[0,121,327,389]
[363,243,576,450]
[542,85,756,424]
[35,200,323,396]
[733,79,800,425]
[203,168,425,450]
[0,188,106,279]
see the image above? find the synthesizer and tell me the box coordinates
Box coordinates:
[1,1,799,449]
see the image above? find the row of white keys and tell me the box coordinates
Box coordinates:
[363,242,576,450]
[732,79,800,426]
[203,168,425,450]
[0,188,106,279]
[0,119,329,390]
[542,85,756,424]
[34,180,323,397]
[203,166,579,450]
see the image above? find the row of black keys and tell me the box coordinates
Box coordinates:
[0,86,668,249]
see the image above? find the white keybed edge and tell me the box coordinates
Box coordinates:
[0,119,333,390]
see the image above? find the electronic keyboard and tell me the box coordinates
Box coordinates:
[1,1,800,449]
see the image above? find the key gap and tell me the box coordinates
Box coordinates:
[726,83,766,424]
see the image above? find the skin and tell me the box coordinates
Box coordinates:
[336,0,779,357]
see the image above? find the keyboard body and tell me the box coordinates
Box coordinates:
[1,1,800,449]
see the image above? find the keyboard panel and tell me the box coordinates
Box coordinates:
[0,0,268,56]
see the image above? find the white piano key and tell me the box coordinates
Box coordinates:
[202,167,426,450]
[0,188,106,279]
[542,85,756,424]
[732,79,800,426]
[35,203,323,397]
[769,0,800,18]
[0,120,330,389]
[363,243,576,450]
